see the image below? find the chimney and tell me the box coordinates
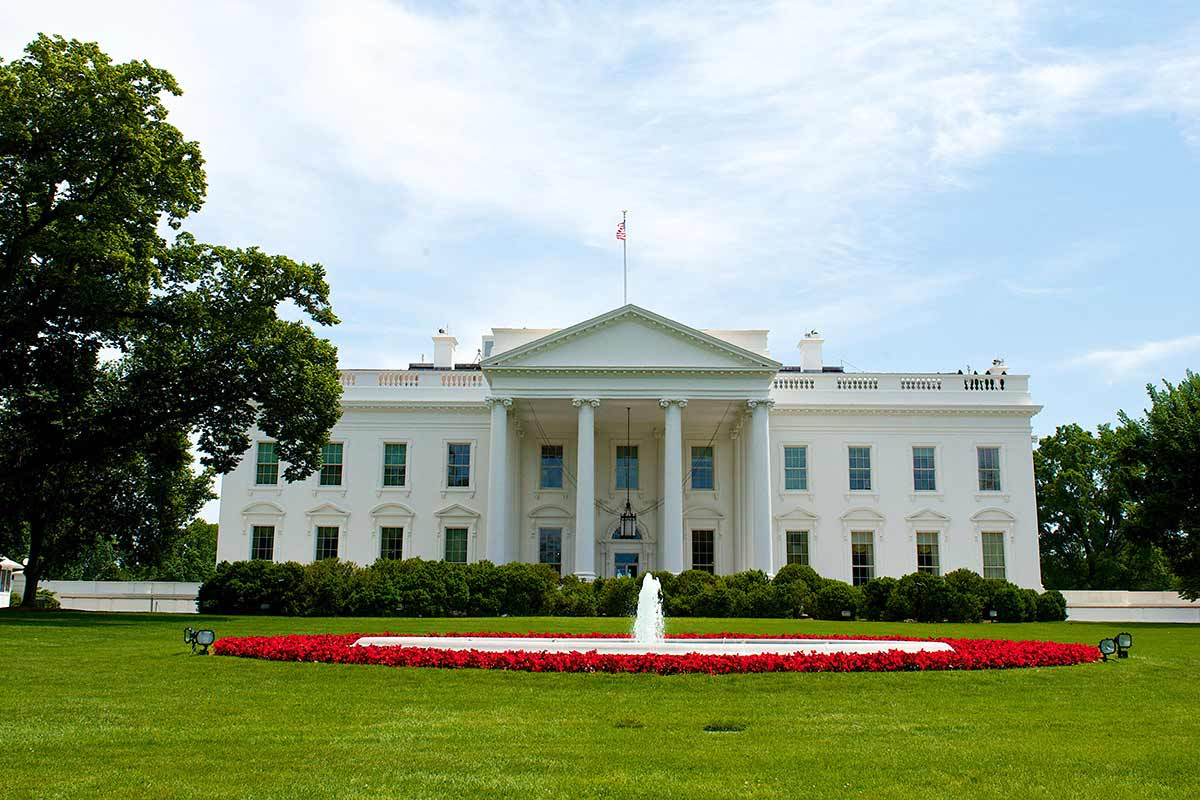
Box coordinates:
[797,330,824,372]
[433,328,458,369]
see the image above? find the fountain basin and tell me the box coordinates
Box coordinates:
[352,635,954,656]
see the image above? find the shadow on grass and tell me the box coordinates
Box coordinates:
[0,610,240,628]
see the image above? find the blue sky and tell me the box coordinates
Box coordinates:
[5,2,1199,521]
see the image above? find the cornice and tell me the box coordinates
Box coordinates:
[485,365,779,376]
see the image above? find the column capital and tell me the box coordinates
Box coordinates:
[746,399,775,410]
[483,396,513,409]
[658,398,689,409]
[571,398,601,408]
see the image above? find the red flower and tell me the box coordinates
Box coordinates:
[212,631,1101,675]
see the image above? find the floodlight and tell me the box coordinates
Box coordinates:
[988,609,998,620]
[1116,631,1132,658]
[1098,638,1117,661]
[841,610,852,619]
[183,626,196,644]
[195,629,215,655]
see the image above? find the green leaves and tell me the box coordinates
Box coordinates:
[0,35,340,597]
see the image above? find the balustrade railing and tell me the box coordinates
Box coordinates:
[339,370,485,389]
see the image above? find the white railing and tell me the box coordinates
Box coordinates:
[900,377,942,390]
[774,376,815,390]
[837,377,879,390]
[339,369,485,389]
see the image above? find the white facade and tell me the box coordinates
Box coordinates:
[217,305,1043,588]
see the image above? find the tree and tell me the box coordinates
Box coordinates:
[1035,424,1174,590]
[1120,372,1200,599]
[0,36,341,606]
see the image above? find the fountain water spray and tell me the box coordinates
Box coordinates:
[632,573,665,644]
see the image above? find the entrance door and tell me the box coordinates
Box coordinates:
[614,552,639,579]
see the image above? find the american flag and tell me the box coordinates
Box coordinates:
[616,220,626,241]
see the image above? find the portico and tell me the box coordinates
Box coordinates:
[479,305,782,579]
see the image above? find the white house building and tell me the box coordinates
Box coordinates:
[216,305,1043,588]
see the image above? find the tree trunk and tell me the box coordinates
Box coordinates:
[18,513,43,608]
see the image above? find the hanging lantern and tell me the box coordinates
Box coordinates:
[618,406,638,539]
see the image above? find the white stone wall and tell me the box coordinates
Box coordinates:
[218,405,1042,588]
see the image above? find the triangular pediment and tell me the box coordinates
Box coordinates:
[905,508,951,523]
[482,305,780,372]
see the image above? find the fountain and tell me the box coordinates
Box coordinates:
[632,573,664,644]
[352,574,954,657]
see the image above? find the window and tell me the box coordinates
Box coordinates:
[444,527,468,564]
[912,446,936,492]
[691,530,715,573]
[380,527,404,560]
[540,445,564,489]
[315,526,339,560]
[383,443,407,487]
[784,446,808,491]
[978,447,1002,492]
[255,442,279,485]
[320,442,343,486]
[250,525,275,560]
[447,443,471,488]
[690,446,714,490]
[982,531,1006,580]
[538,527,562,575]
[848,446,872,491]
[616,445,639,490]
[851,530,875,586]
[785,531,809,566]
[916,531,940,575]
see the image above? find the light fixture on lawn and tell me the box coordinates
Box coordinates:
[1116,632,1133,658]
[618,406,638,540]
[184,626,216,655]
[1098,637,1117,661]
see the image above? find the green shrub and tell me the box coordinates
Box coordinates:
[35,587,60,609]
[302,558,363,616]
[595,576,638,617]
[198,560,306,614]
[772,563,824,593]
[888,573,958,622]
[548,575,598,616]
[499,562,558,615]
[693,583,732,617]
[463,561,504,615]
[1019,588,1041,622]
[813,581,861,620]
[665,570,718,617]
[774,580,815,618]
[860,577,899,621]
[1036,589,1068,622]
[988,583,1025,622]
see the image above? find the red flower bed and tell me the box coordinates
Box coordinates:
[213,631,1100,675]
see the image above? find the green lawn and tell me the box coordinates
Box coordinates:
[1,612,1196,799]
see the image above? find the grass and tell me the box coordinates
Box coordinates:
[1,612,1197,799]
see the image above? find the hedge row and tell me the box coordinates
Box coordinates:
[198,558,1067,622]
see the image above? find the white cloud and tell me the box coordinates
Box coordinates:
[1067,334,1200,376]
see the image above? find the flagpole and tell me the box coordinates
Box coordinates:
[622,209,628,305]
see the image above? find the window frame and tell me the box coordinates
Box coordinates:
[444,526,469,564]
[379,526,405,560]
[539,443,566,491]
[688,444,716,492]
[255,441,279,486]
[314,525,340,561]
[319,441,344,487]
[976,445,1004,493]
[381,441,411,490]
[614,443,640,492]
[911,445,937,493]
[981,530,1007,580]
[442,440,477,493]
[690,528,716,574]
[850,530,875,586]
[846,444,874,493]
[785,530,810,566]
[250,525,275,561]
[781,444,810,493]
[916,530,940,576]
[538,526,563,576]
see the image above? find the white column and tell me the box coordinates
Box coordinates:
[660,398,687,573]
[572,398,599,579]
[484,397,512,564]
[748,399,774,574]
[731,426,742,572]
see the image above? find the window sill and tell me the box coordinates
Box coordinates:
[441,488,477,499]
[778,490,813,500]
[909,492,944,501]
[312,487,348,497]
[844,492,879,502]
[376,487,412,497]
[974,492,1010,503]
[248,486,282,496]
